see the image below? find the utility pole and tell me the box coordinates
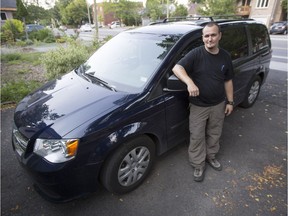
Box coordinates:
[87,0,91,25]
[166,0,169,19]
[93,0,99,41]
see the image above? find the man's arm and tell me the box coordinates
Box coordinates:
[172,64,199,97]
[224,79,233,116]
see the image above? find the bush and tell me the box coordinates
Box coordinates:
[1,80,41,103]
[42,41,91,80]
[1,19,24,43]
[28,28,55,43]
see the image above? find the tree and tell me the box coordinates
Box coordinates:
[197,0,236,16]
[281,0,287,12]
[63,0,88,25]
[103,0,142,26]
[171,4,188,17]
[14,0,29,20]
[54,0,73,25]
[25,5,50,25]
[145,0,165,21]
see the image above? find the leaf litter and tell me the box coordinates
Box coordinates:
[204,164,287,215]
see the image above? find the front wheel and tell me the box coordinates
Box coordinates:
[101,136,155,194]
[240,76,262,108]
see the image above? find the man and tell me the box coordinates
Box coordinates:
[172,22,234,182]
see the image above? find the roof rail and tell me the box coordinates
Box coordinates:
[149,15,253,25]
[163,16,214,23]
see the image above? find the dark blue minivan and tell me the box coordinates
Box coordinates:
[12,18,272,201]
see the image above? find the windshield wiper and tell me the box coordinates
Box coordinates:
[86,73,117,92]
[75,67,93,83]
[76,68,116,92]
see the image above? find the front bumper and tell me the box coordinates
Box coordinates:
[12,129,103,202]
[15,151,103,202]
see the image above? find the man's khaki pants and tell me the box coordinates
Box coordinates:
[188,102,225,169]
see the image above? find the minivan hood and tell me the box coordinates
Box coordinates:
[14,72,136,138]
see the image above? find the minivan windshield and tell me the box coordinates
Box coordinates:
[78,32,181,92]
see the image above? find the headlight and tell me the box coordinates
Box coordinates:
[34,139,79,163]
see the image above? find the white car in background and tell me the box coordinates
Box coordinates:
[80,24,92,32]
[109,21,121,29]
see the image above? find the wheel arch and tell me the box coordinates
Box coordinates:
[99,133,157,193]
[98,124,161,181]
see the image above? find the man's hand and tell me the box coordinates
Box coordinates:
[225,104,233,116]
[187,83,199,97]
[172,64,199,97]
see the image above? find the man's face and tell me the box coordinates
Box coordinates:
[202,25,222,51]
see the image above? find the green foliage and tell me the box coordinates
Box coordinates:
[282,0,287,11]
[15,40,29,47]
[145,0,165,21]
[25,5,50,25]
[1,80,41,103]
[28,28,56,43]
[14,0,28,20]
[42,41,91,79]
[197,0,236,16]
[188,0,204,3]
[1,52,42,65]
[1,19,24,42]
[1,52,44,103]
[59,0,88,25]
[171,4,188,17]
[1,53,22,62]
[103,1,143,26]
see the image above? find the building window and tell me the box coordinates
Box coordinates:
[1,12,7,20]
[256,0,269,8]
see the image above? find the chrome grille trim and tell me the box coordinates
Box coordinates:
[12,126,29,156]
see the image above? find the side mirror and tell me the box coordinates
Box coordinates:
[163,74,187,92]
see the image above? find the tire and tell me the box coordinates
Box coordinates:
[240,76,262,108]
[101,136,155,194]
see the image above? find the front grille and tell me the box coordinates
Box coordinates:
[12,126,29,156]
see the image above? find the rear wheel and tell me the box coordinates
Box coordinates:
[240,76,262,108]
[101,136,155,194]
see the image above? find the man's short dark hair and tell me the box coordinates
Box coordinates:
[204,22,221,33]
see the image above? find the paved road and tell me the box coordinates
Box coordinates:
[1,35,287,216]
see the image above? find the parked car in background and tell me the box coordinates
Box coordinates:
[109,21,120,29]
[12,18,272,202]
[26,24,44,32]
[79,24,92,32]
[270,21,287,34]
[59,25,67,31]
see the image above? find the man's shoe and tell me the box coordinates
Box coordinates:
[207,158,222,171]
[193,166,205,182]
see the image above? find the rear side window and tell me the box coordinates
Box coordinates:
[220,26,249,60]
[248,24,270,54]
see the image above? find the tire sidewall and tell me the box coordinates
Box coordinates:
[240,76,262,108]
[101,136,155,194]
